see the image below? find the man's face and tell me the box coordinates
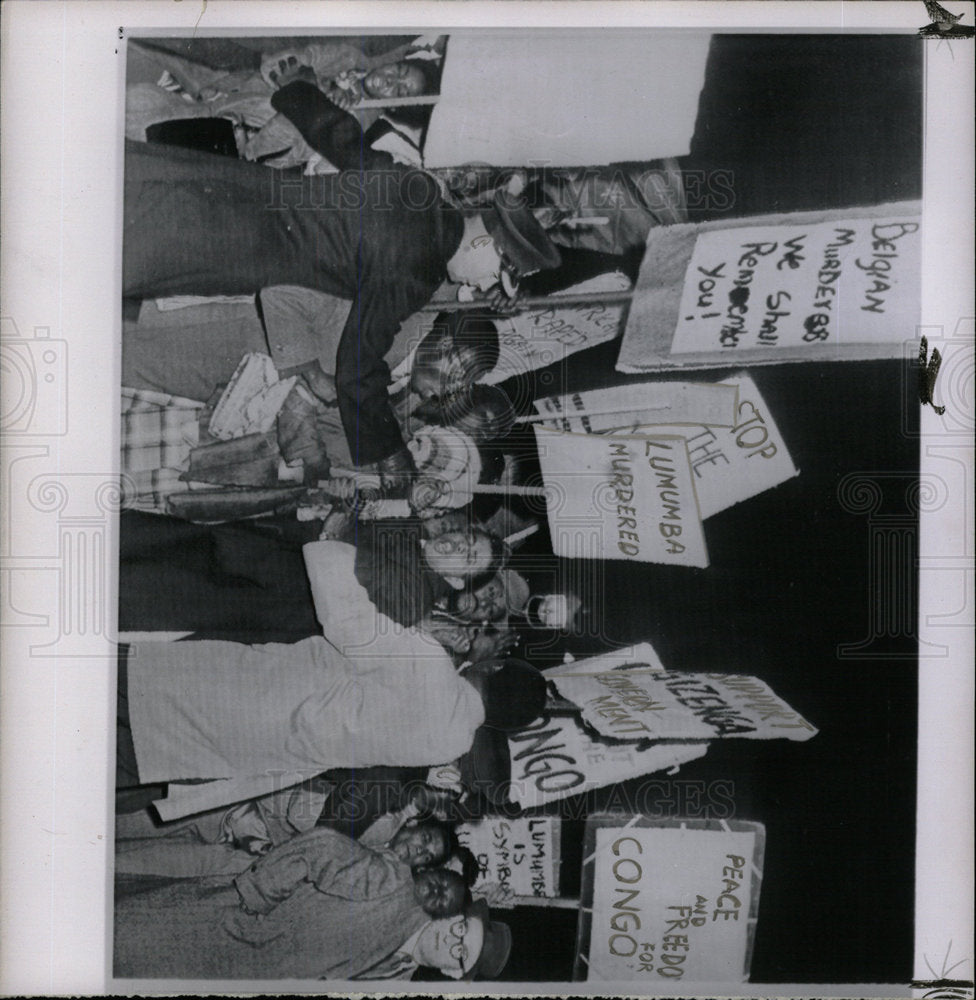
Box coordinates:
[446,235,502,292]
[413,868,466,918]
[409,360,443,402]
[362,62,426,99]
[456,575,508,623]
[414,913,485,976]
[424,531,493,580]
[392,822,448,869]
[409,351,465,402]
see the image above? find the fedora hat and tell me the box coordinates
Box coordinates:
[481,191,562,280]
[463,898,513,980]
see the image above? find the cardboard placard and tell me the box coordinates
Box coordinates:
[484,301,625,384]
[533,381,738,433]
[618,374,799,518]
[617,201,921,373]
[424,32,711,167]
[456,816,561,897]
[388,299,624,390]
[575,815,765,983]
[671,214,920,354]
[534,427,708,567]
[507,714,709,810]
[549,644,818,742]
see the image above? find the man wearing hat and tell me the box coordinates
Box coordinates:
[122,80,560,486]
[358,897,513,980]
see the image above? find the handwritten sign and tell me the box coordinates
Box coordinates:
[388,300,624,390]
[456,817,561,897]
[578,817,765,982]
[533,381,738,434]
[485,302,625,383]
[614,374,798,518]
[507,714,709,810]
[671,213,921,354]
[549,644,818,742]
[534,428,708,567]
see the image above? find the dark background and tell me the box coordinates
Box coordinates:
[441,33,924,984]
[131,32,924,984]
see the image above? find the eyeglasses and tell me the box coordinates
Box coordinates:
[447,916,469,970]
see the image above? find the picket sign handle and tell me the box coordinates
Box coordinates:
[504,524,540,545]
[324,471,548,498]
[504,895,581,909]
[516,404,671,425]
[466,483,547,497]
[355,94,441,108]
[420,289,635,312]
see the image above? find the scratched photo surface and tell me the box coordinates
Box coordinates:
[111,30,922,987]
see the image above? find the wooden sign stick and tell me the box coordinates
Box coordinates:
[323,474,548,499]
[467,483,547,497]
[516,405,672,425]
[420,289,634,312]
[354,94,441,108]
[503,895,581,909]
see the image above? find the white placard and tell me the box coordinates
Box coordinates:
[671,212,921,354]
[585,824,761,982]
[390,299,625,389]
[549,644,818,742]
[425,32,711,167]
[533,381,738,433]
[535,428,708,567]
[507,714,709,810]
[456,816,560,897]
[485,301,624,384]
[622,374,799,518]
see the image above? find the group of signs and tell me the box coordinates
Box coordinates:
[506,642,817,813]
[430,205,914,981]
[484,203,921,570]
[459,808,766,984]
[475,639,809,981]
[532,373,798,568]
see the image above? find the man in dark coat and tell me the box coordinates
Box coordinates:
[122,80,560,478]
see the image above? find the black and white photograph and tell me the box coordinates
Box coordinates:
[0,2,973,996]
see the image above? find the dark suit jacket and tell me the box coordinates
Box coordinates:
[123,91,464,466]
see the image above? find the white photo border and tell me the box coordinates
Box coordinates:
[0,1,972,994]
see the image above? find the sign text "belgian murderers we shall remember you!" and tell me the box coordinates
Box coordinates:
[671,213,921,354]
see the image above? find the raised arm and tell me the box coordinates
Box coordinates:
[271,80,397,172]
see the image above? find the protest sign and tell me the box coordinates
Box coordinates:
[484,300,624,384]
[456,816,561,897]
[680,373,798,517]
[604,374,798,518]
[532,381,738,433]
[424,32,711,167]
[671,213,920,354]
[507,714,709,810]
[534,427,708,567]
[387,299,624,390]
[575,815,765,983]
[549,643,818,742]
[617,201,921,373]
[533,376,795,516]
